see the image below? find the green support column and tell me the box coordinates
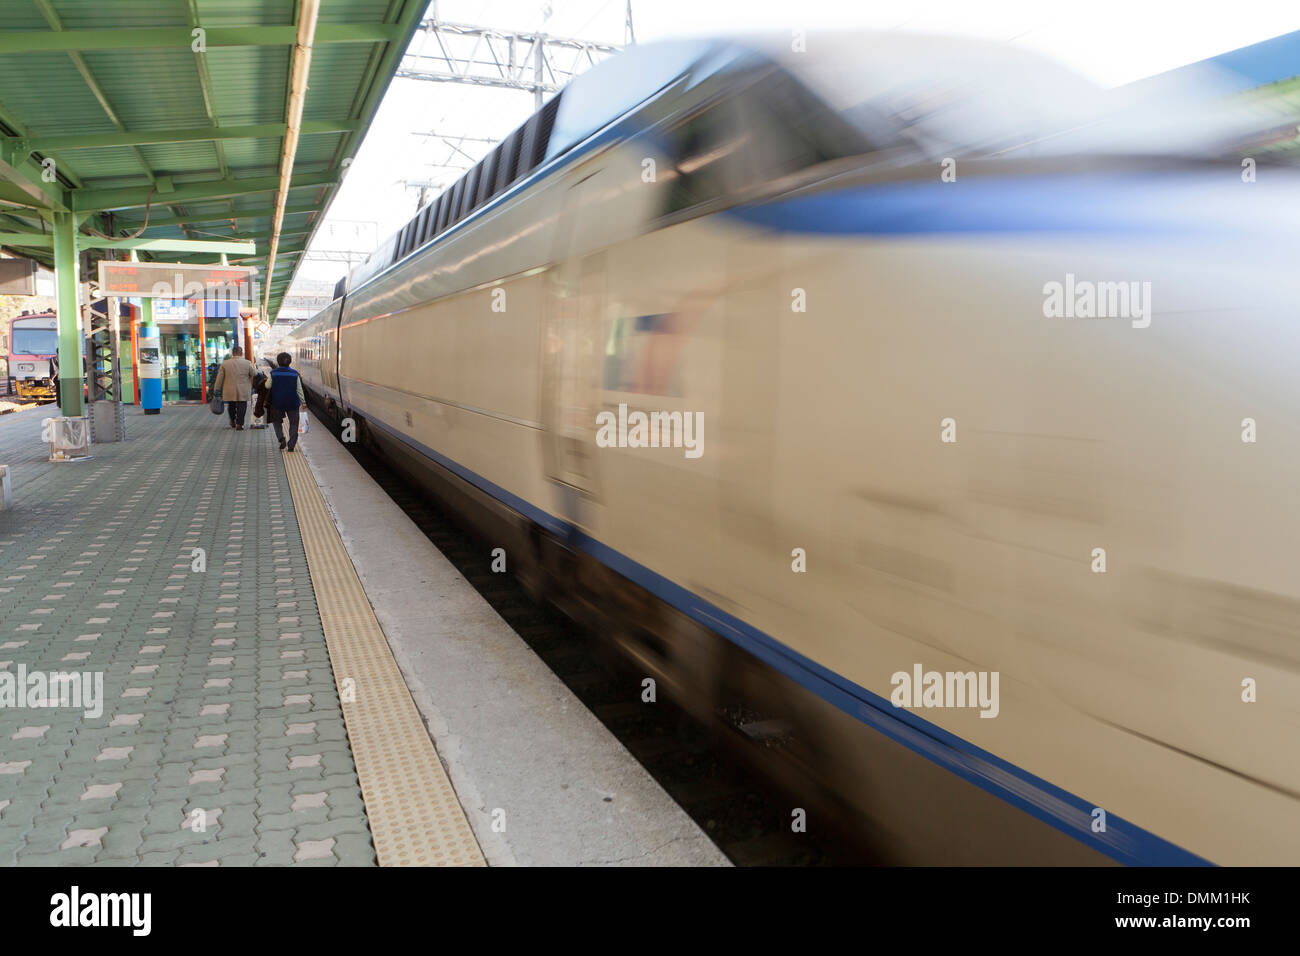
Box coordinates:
[52,211,83,417]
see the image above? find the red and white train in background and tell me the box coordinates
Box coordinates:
[3,310,58,402]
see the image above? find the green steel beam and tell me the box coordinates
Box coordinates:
[0,135,69,210]
[115,230,308,247]
[0,180,48,207]
[29,0,217,252]
[0,211,52,269]
[52,211,82,417]
[32,0,163,190]
[111,202,322,229]
[0,95,86,197]
[192,230,309,242]
[0,24,402,53]
[19,121,359,153]
[0,232,53,247]
[0,232,255,253]
[185,0,230,183]
[0,208,41,230]
[73,170,337,213]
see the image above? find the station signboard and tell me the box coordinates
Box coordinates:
[0,256,38,295]
[97,261,257,301]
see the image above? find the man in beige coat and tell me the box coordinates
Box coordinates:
[212,346,255,430]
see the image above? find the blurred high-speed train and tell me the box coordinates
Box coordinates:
[285,34,1300,865]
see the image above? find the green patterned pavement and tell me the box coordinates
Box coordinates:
[0,405,376,866]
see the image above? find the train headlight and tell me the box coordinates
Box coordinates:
[17,363,33,372]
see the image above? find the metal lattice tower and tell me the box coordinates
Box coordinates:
[397,14,625,109]
[393,6,630,205]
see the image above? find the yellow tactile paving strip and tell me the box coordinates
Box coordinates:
[283,448,486,867]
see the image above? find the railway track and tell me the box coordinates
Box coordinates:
[312,409,852,866]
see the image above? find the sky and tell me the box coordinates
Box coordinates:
[281,0,1300,317]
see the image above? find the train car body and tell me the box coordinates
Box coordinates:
[286,34,1300,865]
[6,311,58,402]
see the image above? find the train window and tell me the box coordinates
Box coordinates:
[531,96,561,169]
[660,68,873,216]
[459,166,479,219]
[423,201,437,242]
[660,104,746,213]
[371,233,396,272]
[12,324,57,355]
[447,180,465,227]
[434,191,451,234]
[517,115,544,179]
[415,203,432,247]
[735,68,876,175]
[477,147,499,206]
[602,313,686,397]
[496,129,522,193]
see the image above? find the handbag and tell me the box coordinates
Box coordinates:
[209,392,224,415]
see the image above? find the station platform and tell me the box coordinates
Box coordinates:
[0,404,725,867]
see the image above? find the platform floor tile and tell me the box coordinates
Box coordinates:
[0,405,376,866]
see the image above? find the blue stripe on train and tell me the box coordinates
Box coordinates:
[721,174,1223,236]
[343,396,1212,867]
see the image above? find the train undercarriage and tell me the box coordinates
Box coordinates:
[10,377,55,402]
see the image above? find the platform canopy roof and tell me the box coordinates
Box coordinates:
[0,0,428,320]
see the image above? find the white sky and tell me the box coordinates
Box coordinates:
[282,0,1300,315]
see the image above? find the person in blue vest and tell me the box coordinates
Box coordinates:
[268,351,306,451]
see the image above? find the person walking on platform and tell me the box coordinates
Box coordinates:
[50,352,89,409]
[250,366,271,429]
[213,346,255,430]
[268,351,305,451]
